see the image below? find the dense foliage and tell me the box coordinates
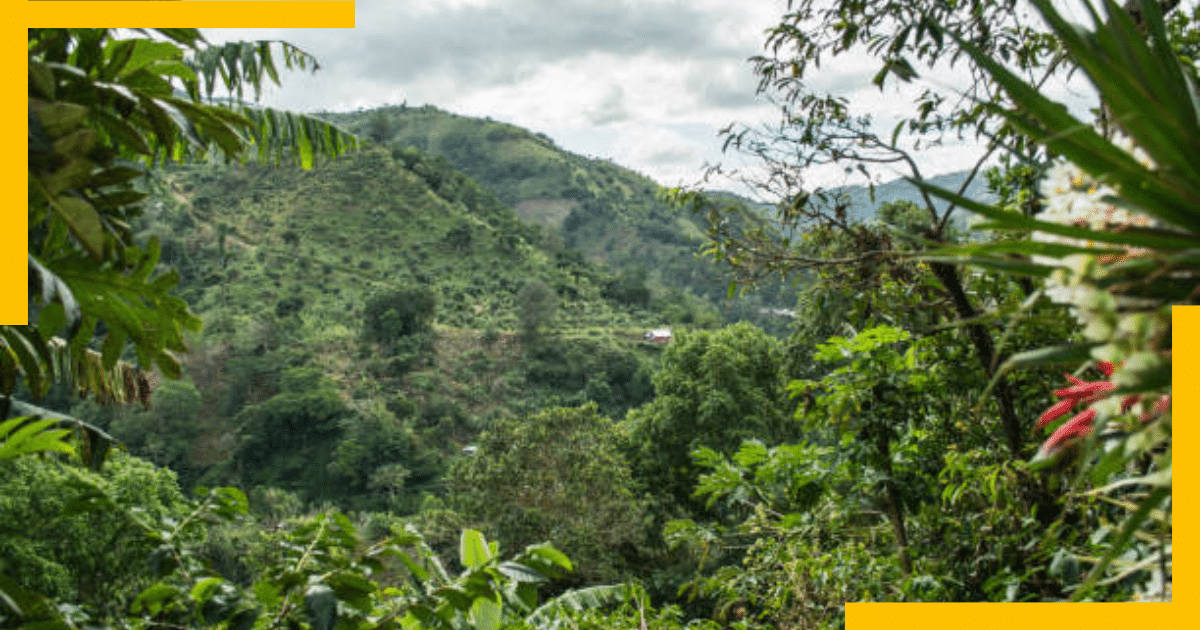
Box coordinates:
[6,5,1188,629]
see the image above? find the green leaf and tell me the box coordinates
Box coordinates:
[48,195,105,260]
[35,303,67,340]
[999,342,1104,372]
[524,543,573,573]
[89,165,145,187]
[212,486,250,516]
[132,583,179,616]
[470,596,501,630]
[120,40,184,78]
[497,562,546,584]
[99,327,127,372]
[189,577,225,605]
[304,585,338,630]
[392,551,430,583]
[29,61,56,100]
[90,110,153,156]
[31,100,89,138]
[514,582,540,611]
[251,580,281,608]
[460,529,492,569]
[0,417,75,460]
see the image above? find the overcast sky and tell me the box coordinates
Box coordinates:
[200,0,1104,197]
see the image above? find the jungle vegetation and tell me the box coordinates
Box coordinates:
[5,4,1187,627]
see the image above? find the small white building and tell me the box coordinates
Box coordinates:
[643,328,672,343]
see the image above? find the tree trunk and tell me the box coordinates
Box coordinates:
[929,261,1024,458]
[876,431,913,575]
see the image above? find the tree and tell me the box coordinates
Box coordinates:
[447,404,649,586]
[105,378,204,476]
[623,323,792,516]
[362,287,438,343]
[603,265,652,309]
[0,452,190,618]
[233,367,347,500]
[789,326,936,574]
[365,108,395,144]
[676,0,1191,460]
[516,279,557,342]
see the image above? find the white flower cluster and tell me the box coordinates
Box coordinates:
[1033,133,1158,312]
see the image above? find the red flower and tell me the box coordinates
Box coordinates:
[1040,408,1097,455]
[1033,361,1170,458]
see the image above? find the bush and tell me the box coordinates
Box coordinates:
[362,287,437,347]
[0,453,190,616]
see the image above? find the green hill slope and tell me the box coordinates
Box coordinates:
[154,144,628,335]
[117,144,667,509]
[314,105,795,317]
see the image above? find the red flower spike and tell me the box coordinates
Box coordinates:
[1053,381,1116,400]
[1033,360,1165,458]
[1042,408,1097,454]
[1035,399,1077,432]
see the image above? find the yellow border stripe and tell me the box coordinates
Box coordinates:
[25,2,355,28]
[9,3,355,323]
[5,16,29,322]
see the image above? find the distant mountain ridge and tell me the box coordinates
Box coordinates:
[707,170,997,229]
[830,170,997,224]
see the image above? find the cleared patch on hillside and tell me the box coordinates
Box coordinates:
[514,198,579,230]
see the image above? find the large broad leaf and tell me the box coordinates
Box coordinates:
[520,543,573,574]
[47,241,201,381]
[234,104,357,170]
[459,529,493,569]
[525,584,648,630]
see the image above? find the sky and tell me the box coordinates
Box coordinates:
[200,0,1105,198]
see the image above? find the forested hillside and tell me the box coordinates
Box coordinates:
[58,141,686,515]
[8,10,1183,630]
[316,105,799,326]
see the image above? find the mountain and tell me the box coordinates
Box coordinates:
[84,106,999,511]
[827,170,997,224]
[312,105,797,318]
[152,145,628,335]
[120,143,684,506]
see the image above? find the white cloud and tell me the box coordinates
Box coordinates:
[200,0,1112,200]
